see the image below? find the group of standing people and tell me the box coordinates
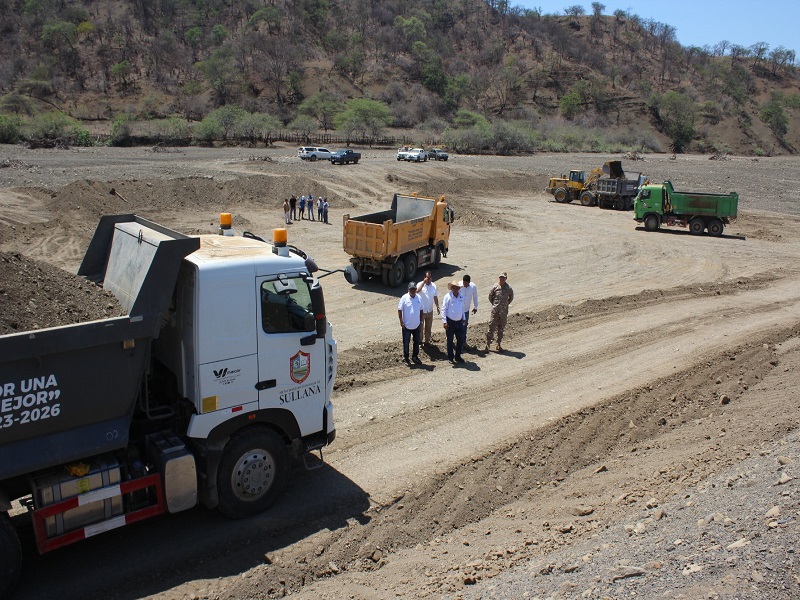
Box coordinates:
[397,271,514,365]
[283,194,330,225]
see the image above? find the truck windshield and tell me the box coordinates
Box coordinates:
[261,276,316,334]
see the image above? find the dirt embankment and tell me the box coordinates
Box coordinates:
[2,145,799,600]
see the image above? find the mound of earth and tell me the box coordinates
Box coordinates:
[0,252,125,335]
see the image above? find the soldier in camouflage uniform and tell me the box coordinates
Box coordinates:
[485,272,513,352]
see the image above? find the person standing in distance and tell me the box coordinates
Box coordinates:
[416,271,440,346]
[283,198,292,225]
[459,274,478,346]
[485,272,514,352]
[289,194,297,222]
[398,281,423,365]
[441,280,466,364]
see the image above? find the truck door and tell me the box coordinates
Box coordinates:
[255,274,326,436]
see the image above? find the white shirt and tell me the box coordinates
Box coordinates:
[441,290,464,323]
[398,293,423,328]
[460,281,478,312]
[416,281,438,313]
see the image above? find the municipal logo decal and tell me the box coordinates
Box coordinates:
[290,351,311,384]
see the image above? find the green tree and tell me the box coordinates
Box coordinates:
[288,114,317,141]
[760,94,788,139]
[648,91,696,152]
[236,112,282,144]
[394,15,427,43]
[211,24,228,46]
[206,105,248,140]
[248,6,282,33]
[559,91,582,119]
[298,92,340,130]
[195,48,242,106]
[453,110,489,129]
[333,98,392,145]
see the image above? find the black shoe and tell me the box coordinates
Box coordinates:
[455,357,465,363]
[412,356,422,364]
[403,357,411,365]
[448,358,455,364]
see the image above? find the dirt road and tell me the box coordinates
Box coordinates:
[2,146,799,599]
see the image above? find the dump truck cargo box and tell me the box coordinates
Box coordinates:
[0,215,199,481]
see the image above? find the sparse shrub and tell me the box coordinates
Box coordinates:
[153,117,191,145]
[109,114,133,146]
[0,113,22,143]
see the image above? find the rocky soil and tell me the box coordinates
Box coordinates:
[1,144,798,600]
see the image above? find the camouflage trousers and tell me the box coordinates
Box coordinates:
[486,310,508,345]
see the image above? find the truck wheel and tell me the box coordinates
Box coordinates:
[0,513,22,599]
[310,155,317,161]
[387,260,405,287]
[403,254,417,282]
[432,245,443,269]
[353,158,359,164]
[644,214,660,232]
[689,217,705,235]
[579,191,595,207]
[217,429,288,519]
[708,218,724,236]
[554,187,568,203]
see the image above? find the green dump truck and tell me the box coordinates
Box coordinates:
[634,180,738,236]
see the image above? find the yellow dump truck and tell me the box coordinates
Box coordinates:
[342,193,454,287]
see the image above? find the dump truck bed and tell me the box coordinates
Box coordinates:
[343,194,438,260]
[666,182,738,219]
[0,215,199,481]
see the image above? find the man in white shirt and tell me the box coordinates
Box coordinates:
[441,280,466,364]
[398,281,423,365]
[416,271,440,346]
[459,274,478,346]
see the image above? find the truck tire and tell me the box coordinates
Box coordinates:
[707,218,724,236]
[387,260,405,288]
[403,254,417,282]
[353,158,359,164]
[689,217,705,235]
[644,214,660,232]
[217,428,288,519]
[554,187,568,203]
[579,191,595,207]
[0,513,22,599]
[310,155,317,161]
[431,245,443,269]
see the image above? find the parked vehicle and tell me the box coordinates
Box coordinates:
[330,149,361,165]
[298,147,332,161]
[634,180,738,236]
[0,214,337,596]
[405,148,428,162]
[342,193,454,287]
[396,146,413,161]
[427,149,449,161]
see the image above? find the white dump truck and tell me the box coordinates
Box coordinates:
[0,214,337,596]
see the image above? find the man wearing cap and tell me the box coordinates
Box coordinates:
[398,281,423,365]
[485,272,514,352]
[441,280,466,364]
